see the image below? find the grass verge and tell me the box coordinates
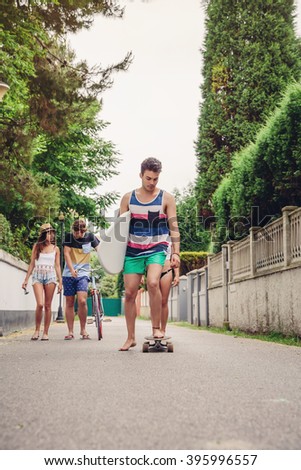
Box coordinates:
[171,321,301,347]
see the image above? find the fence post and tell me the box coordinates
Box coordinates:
[195,271,200,326]
[282,206,298,267]
[207,254,212,289]
[249,226,260,277]
[222,244,229,329]
[186,272,193,324]
[227,241,234,283]
[205,266,209,327]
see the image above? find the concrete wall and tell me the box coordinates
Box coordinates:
[207,264,301,335]
[0,249,59,335]
[199,269,208,327]
[207,286,224,328]
[228,266,301,335]
[168,276,187,322]
[205,207,301,336]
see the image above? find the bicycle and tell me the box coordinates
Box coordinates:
[89,269,104,341]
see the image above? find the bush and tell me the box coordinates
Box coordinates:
[180,252,209,276]
[0,214,13,253]
[213,82,301,244]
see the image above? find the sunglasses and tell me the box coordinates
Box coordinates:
[23,287,29,295]
[74,227,86,233]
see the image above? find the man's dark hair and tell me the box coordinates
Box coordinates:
[72,219,87,231]
[141,157,162,175]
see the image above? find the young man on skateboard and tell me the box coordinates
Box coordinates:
[119,157,180,351]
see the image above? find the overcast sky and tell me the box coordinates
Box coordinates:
[69,0,301,215]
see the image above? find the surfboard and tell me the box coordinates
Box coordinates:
[96,211,131,274]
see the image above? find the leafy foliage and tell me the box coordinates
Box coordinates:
[0,0,131,259]
[116,272,124,298]
[90,252,117,298]
[179,252,209,276]
[174,183,210,251]
[213,82,301,245]
[195,0,301,215]
[0,214,13,254]
[0,214,33,260]
[100,275,117,298]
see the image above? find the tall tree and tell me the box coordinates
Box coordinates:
[195,0,301,216]
[0,0,131,245]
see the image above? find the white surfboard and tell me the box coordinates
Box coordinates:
[96,211,131,274]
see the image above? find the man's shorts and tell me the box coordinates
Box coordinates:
[123,252,166,275]
[63,276,89,296]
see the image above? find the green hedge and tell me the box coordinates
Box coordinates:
[0,214,13,252]
[0,214,31,261]
[213,82,301,244]
[180,251,209,276]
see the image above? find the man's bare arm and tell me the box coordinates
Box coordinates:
[119,192,131,215]
[165,192,180,268]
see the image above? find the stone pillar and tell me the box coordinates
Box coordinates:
[222,244,229,329]
[227,241,235,283]
[282,206,298,267]
[249,226,260,277]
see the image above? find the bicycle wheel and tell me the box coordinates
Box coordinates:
[93,293,102,340]
[97,293,104,340]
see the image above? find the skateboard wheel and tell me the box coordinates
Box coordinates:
[167,343,174,353]
[142,342,149,353]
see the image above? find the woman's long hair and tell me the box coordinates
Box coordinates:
[34,230,55,260]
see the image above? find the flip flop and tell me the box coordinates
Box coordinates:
[81,334,90,340]
[64,334,74,340]
[41,338,49,341]
[31,336,39,341]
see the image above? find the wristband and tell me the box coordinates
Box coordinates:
[172,253,180,257]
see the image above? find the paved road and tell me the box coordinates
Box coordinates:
[1,316,301,450]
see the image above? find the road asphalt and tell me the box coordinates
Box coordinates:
[1,316,301,450]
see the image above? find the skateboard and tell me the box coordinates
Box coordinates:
[142,336,174,353]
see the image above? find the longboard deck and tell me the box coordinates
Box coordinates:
[144,336,171,341]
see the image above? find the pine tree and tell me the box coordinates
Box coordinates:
[195,0,301,216]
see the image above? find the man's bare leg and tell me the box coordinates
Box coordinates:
[77,291,88,337]
[120,273,142,350]
[65,295,75,337]
[147,264,164,338]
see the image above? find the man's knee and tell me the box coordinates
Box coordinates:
[125,289,138,303]
[77,296,87,308]
[147,279,160,291]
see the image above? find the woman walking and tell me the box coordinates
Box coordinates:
[159,244,180,335]
[22,223,62,341]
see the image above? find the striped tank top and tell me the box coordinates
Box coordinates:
[126,189,170,258]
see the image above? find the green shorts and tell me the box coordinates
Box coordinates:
[123,252,166,275]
